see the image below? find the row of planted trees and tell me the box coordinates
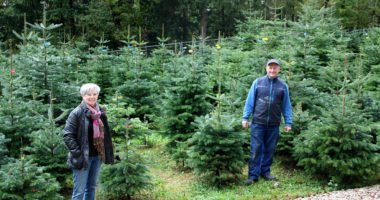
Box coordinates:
[0,2,379,199]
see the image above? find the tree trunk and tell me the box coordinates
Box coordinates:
[200,7,208,38]
[69,0,76,36]
[182,8,188,41]
[221,5,225,34]
[324,0,330,7]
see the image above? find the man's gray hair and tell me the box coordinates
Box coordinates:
[80,83,100,96]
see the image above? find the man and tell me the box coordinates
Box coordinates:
[242,59,292,185]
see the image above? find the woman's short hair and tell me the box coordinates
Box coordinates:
[80,83,100,96]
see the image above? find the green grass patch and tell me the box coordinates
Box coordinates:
[134,142,329,200]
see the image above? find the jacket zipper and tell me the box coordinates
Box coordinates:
[267,79,273,125]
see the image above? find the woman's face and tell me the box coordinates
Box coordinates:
[82,89,99,107]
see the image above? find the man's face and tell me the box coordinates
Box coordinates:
[266,63,281,79]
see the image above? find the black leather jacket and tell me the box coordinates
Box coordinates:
[63,101,114,169]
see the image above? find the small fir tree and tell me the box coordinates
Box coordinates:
[0,158,63,200]
[104,92,152,144]
[149,36,174,75]
[99,97,152,199]
[276,102,311,156]
[293,94,380,186]
[99,149,152,200]
[187,104,246,187]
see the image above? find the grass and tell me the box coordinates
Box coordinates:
[133,134,329,200]
[64,133,378,200]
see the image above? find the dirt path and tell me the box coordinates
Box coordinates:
[296,184,380,200]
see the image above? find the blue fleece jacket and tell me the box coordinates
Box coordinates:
[243,75,292,127]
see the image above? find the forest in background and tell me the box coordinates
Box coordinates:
[2,0,380,49]
[0,0,379,199]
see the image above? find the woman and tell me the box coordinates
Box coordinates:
[63,83,114,200]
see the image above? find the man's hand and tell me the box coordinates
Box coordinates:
[284,126,292,132]
[242,120,250,128]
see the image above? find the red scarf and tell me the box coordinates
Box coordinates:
[87,103,105,161]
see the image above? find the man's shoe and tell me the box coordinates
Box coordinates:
[261,174,277,181]
[244,178,258,185]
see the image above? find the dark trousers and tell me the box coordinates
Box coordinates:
[248,124,279,179]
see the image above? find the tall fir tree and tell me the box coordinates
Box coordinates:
[0,48,45,158]
[187,43,246,186]
[12,3,78,113]
[13,2,63,104]
[160,55,211,167]
[286,3,340,80]
[356,28,380,154]
[54,41,85,110]
[0,43,7,96]
[207,38,255,116]
[332,0,373,29]
[359,28,380,102]
[276,2,347,156]
[85,37,114,99]
[293,50,380,185]
[24,92,69,188]
[116,39,159,120]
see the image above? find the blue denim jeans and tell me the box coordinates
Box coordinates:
[72,156,101,200]
[248,124,279,179]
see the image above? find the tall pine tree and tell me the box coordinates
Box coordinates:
[25,92,69,188]
[187,43,245,186]
[160,54,211,167]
